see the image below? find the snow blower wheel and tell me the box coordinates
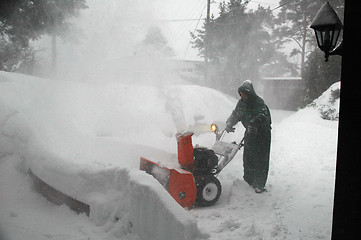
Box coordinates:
[195,175,221,207]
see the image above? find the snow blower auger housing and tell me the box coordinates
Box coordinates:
[140,128,243,208]
[139,157,197,208]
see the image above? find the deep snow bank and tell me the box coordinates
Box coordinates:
[0,71,236,239]
[267,82,339,239]
[27,143,200,240]
[128,170,199,240]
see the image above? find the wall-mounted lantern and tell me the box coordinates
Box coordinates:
[310,2,343,62]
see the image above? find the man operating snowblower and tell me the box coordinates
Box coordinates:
[225,80,271,193]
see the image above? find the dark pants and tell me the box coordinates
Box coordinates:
[243,129,271,189]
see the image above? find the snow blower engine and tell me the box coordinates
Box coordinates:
[140,124,244,208]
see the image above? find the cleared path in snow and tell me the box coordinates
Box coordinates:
[189,108,337,240]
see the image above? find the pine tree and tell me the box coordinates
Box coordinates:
[191,0,289,97]
[136,26,175,57]
[0,0,88,72]
[274,0,344,76]
[302,49,342,107]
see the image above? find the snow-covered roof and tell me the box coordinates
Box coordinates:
[170,56,204,63]
[261,77,302,81]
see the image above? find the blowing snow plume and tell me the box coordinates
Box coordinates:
[33,0,182,86]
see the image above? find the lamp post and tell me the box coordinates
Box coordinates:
[310,2,343,62]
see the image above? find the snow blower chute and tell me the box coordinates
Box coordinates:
[140,127,244,208]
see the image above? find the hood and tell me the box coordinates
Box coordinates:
[238,80,257,98]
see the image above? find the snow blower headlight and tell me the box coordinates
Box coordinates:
[211,124,218,133]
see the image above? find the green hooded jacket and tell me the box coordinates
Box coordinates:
[226,80,272,189]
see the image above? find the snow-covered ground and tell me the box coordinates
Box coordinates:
[0,71,339,240]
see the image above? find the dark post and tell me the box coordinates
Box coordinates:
[332,0,361,238]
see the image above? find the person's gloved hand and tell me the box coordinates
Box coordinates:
[225,125,236,133]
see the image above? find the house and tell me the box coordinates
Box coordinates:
[169,58,204,84]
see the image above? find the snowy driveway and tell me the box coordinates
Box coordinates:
[0,71,338,239]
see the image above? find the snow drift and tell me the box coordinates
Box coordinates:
[0,70,236,239]
[309,82,340,121]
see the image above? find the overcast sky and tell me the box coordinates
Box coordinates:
[34,0,284,75]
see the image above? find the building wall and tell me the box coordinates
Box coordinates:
[170,59,204,84]
[261,77,304,111]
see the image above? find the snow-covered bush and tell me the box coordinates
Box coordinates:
[308,82,340,121]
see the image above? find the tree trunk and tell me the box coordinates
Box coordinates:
[300,12,308,77]
[52,32,57,75]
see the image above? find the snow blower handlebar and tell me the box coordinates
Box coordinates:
[211,123,245,175]
[211,123,245,147]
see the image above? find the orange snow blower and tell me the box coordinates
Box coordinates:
[140,132,197,208]
[140,127,244,208]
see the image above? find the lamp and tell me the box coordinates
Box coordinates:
[310,2,343,61]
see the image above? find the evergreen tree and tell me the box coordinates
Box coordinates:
[191,0,289,97]
[302,49,342,107]
[274,0,344,76]
[136,26,175,57]
[0,0,88,72]
[269,0,344,108]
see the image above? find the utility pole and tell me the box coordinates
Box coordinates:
[52,32,57,75]
[204,0,211,85]
[51,14,58,77]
